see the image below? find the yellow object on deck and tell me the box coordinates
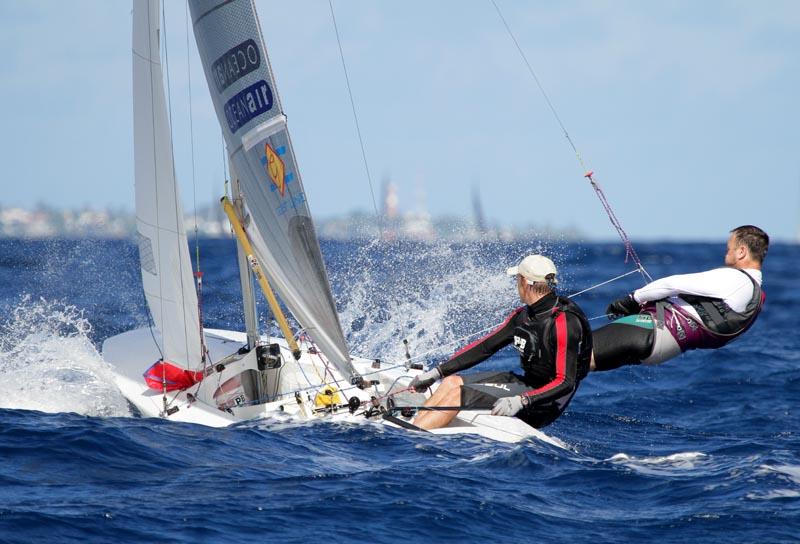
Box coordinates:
[314,387,342,408]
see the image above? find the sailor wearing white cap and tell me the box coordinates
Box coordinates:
[506,254,558,285]
[411,254,592,431]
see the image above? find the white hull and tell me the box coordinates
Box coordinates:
[101,328,565,446]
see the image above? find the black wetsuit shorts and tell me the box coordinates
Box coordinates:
[460,371,563,429]
[592,315,655,371]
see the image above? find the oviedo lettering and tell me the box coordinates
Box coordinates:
[211,39,261,92]
[223,80,274,133]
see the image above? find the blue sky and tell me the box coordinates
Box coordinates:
[1,1,798,240]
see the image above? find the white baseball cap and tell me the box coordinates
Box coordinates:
[506,254,558,285]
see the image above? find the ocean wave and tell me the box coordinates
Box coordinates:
[746,463,800,501]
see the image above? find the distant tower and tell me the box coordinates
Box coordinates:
[383,180,399,221]
[472,183,487,234]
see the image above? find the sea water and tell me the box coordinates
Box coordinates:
[0,238,797,543]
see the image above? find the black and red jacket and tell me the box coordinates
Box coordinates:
[438,293,592,408]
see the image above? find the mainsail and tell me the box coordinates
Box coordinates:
[188,0,358,381]
[132,0,202,369]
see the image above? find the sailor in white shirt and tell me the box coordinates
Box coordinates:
[591,225,768,372]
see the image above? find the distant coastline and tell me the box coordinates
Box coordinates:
[0,204,582,242]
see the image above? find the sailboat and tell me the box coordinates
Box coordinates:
[102,0,563,446]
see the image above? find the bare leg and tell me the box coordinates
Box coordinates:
[413,375,463,430]
[589,351,596,372]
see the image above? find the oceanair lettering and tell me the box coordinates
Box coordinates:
[223,80,274,133]
[211,39,261,93]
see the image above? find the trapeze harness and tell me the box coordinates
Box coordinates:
[593,269,765,370]
[659,269,765,350]
[438,294,592,428]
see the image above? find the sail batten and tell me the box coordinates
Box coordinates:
[188,0,358,381]
[133,0,202,369]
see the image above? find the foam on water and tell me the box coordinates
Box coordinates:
[607,451,710,475]
[0,296,130,417]
[760,463,800,483]
[747,463,800,500]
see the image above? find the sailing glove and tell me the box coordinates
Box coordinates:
[491,395,526,417]
[606,293,640,319]
[410,367,442,392]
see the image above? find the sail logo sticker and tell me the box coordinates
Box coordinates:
[262,144,286,196]
[223,80,273,133]
[211,39,261,93]
[277,192,306,216]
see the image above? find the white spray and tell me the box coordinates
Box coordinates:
[0,295,130,417]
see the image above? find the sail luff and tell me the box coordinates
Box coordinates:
[188,0,359,382]
[133,0,202,369]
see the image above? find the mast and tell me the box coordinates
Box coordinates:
[221,196,303,360]
[230,166,259,348]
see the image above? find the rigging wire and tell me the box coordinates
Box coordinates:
[566,268,642,299]
[143,2,165,364]
[161,1,196,365]
[327,0,383,238]
[489,0,651,282]
[184,1,208,363]
[184,2,199,264]
[157,2,179,414]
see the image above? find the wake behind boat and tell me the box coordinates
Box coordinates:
[101,0,563,446]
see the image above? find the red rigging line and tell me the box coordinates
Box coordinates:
[584,171,651,282]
